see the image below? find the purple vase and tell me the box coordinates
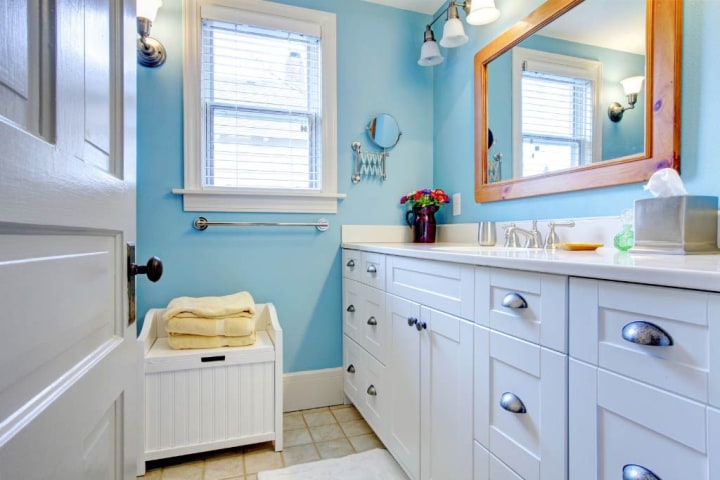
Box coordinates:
[405,205,438,243]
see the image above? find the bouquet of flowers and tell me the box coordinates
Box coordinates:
[400,188,450,210]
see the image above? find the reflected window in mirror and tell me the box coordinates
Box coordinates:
[512,47,601,178]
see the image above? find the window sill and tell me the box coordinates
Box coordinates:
[172,188,346,213]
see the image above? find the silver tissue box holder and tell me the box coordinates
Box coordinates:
[631,196,720,254]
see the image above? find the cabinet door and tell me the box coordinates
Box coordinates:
[475,328,567,480]
[569,359,709,479]
[475,441,523,480]
[420,307,473,480]
[343,335,363,405]
[386,294,421,480]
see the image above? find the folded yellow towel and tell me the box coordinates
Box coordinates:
[163,291,256,320]
[167,331,257,350]
[166,315,255,337]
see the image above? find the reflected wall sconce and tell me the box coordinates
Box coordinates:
[418,0,500,67]
[608,76,644,122]
[137,0,166,68]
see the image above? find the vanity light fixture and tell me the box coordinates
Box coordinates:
[137,0,166,68]
[608,76,645,122]
[418,0,500,67]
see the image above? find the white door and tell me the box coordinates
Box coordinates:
[0,1,142,478]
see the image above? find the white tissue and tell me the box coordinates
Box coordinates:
[643,168,688,197]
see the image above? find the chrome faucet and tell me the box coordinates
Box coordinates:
[513,220,544,249]
[546,220,576,249]
[503,221,544,248]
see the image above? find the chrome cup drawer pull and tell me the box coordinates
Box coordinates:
[623,464,661,480]
[347,364,355,374]
[366,264,378,274]
[622,321,673,347]
[367,316,378,326]
[366,385,377,396]
[346,305,355,313]
[346,259,355,268]
[499,392,527,414]
[502,292,528,309]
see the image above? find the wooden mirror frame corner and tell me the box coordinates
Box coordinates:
[474,0,682,202]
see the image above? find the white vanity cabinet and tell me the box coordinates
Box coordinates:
[343,250,474,480]
[473,268,568,480]
[568,278,720,479]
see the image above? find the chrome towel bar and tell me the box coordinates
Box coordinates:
[192,216,329,232]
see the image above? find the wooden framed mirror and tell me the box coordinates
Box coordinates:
[474,0,681,202]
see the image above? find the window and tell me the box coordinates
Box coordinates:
[177,0,341,213]
[512,48,602,178]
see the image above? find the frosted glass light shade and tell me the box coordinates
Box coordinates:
[621,76,645,95]
[137,0,162,22]
[440,18,469,48]
[466,0,500,25]
[418,40,444,66]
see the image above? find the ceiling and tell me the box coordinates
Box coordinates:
[360,0,444,15]
[360,0,646,55]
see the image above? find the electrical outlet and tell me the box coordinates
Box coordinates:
[452,193,461,216]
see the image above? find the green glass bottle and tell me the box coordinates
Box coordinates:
[613,209,634,252]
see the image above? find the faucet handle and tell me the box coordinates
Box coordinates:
[546,220,575,249]
[502,223,520,248]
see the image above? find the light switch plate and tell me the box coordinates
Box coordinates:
[452,193,461,216]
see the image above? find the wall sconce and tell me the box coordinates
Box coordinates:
[137,0,166,68]
[608,76,644,122]
[418,0,500,67]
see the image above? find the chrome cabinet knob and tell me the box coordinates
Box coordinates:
[623,464,660,480]
[415,320,427,331]
[499,392,527,414]
[347,364,355,374]
[407,317,418,327]
[367,316,378,326]
[366,264,377,274]
[622,321,673,346]
[502,292,528,309]
[346,305,355,313]
[366,385,377,396]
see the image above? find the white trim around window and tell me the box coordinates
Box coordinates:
[175,0,344,213]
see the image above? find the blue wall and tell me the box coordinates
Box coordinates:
[137,0,434,373]
[436,0,720,221]
[139,0,720,374]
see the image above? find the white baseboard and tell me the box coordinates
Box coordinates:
[283,367,344,412]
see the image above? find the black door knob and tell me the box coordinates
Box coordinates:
[129,256,163,282]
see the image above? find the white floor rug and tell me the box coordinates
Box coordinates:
[257,448,409,480]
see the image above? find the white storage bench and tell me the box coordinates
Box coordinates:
[137,303,283,470]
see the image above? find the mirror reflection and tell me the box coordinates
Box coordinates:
[367,113,401,149]
[486,0,646,182]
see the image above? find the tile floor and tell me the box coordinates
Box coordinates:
[139,404,385,480]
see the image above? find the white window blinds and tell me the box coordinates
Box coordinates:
[201,18,322,190]
[520,68,594,177]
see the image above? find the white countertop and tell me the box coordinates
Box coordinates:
[342,242,720,292]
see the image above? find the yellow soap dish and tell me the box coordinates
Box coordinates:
[556,243,604,251]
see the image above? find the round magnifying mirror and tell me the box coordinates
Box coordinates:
[367,113,401,149]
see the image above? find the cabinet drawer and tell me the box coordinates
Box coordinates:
[570,277,720,405]
[343,279,387,364]
[474,441,522,480]
[386,255,474,320]
[570,360,710,479]
[474,327,567,480]
[342,249,385,289]
[343,335,363,404]
[476,267,567,352]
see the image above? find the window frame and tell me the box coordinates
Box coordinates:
[511,47,602,179]
[176,0,342,213]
